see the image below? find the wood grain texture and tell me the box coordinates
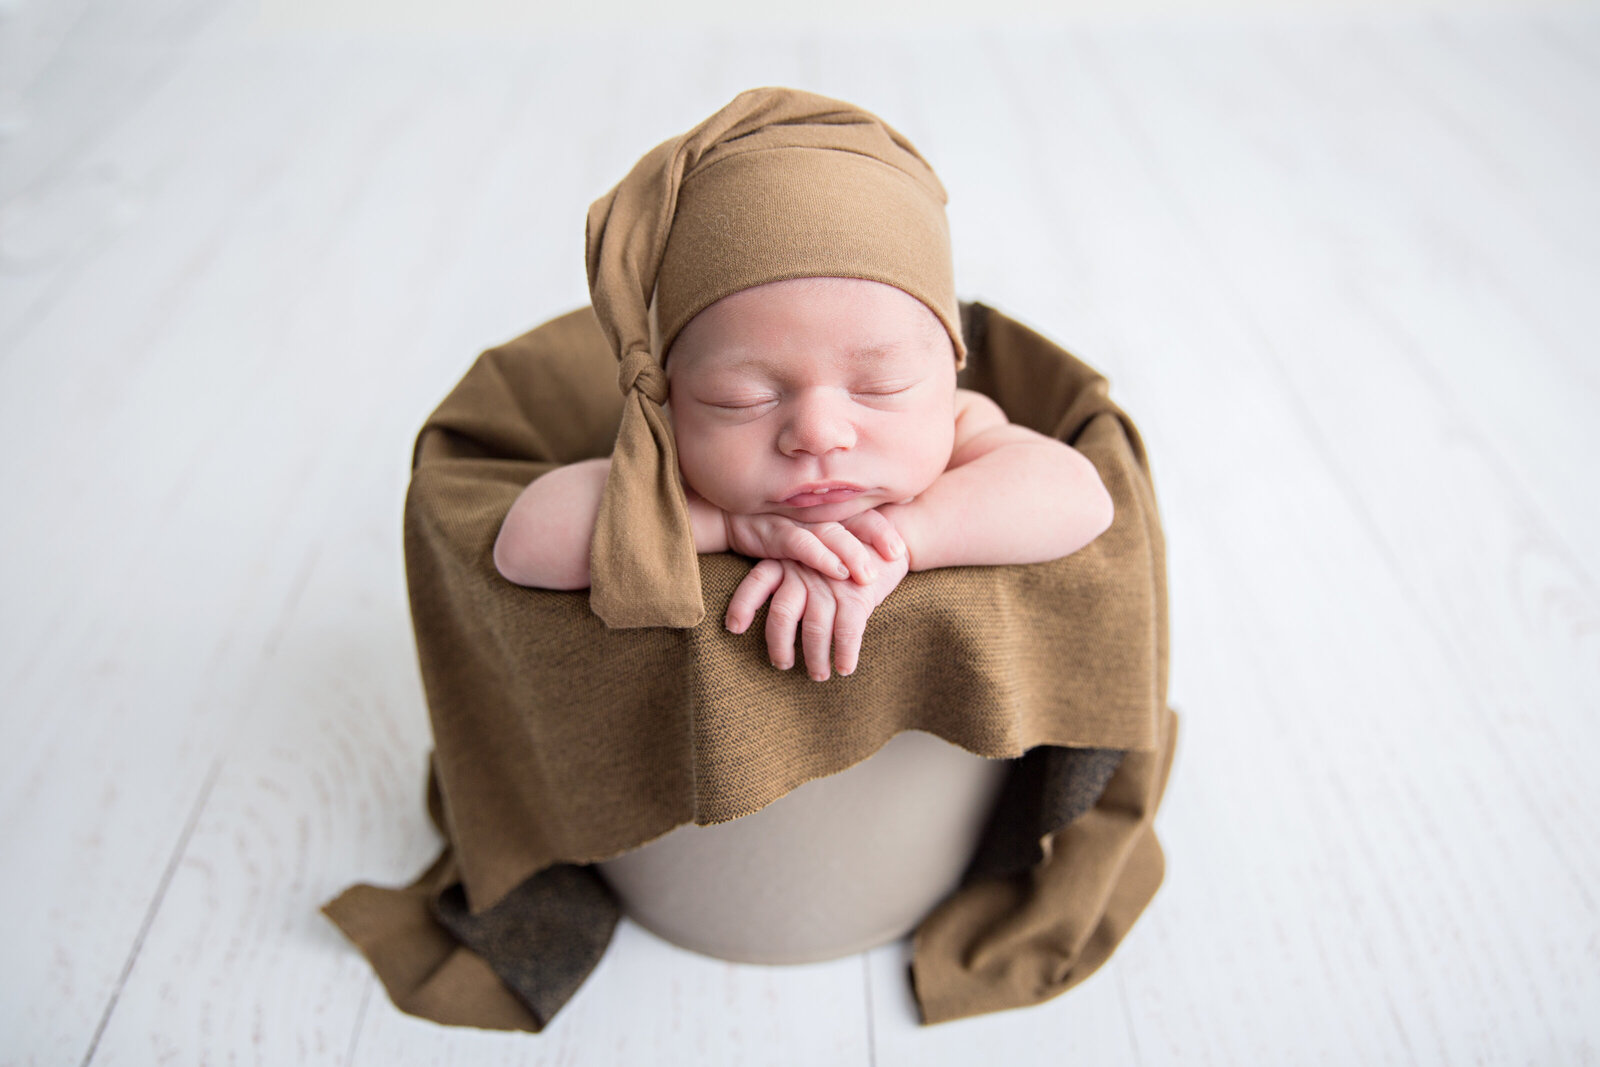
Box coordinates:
[2,5,1597,1064]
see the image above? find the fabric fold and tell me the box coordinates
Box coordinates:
[911,706,1177,1024]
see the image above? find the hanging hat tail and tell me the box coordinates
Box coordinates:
[589,347,704,628]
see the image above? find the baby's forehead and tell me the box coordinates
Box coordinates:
[664,276,955,377]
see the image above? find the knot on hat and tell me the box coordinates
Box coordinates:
[618,347,668,404]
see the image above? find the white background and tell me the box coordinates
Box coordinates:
[2,0,1597,1063]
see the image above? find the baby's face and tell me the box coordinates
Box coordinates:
[667,277,958,524]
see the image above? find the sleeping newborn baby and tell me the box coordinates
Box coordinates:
[494,274,1113,680]
[492,87,1113,679]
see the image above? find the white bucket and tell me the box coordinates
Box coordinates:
[596,731,1010,964]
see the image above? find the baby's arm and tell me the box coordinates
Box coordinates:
[493,458,610,589]
[493,458,894,589]
[879,389,1114,573]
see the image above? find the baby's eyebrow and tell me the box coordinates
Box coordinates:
[711,356,782,377]
[702,340,916,379]
[847,341,907,362]
[717,342,906,371]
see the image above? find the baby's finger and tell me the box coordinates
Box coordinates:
[831,596,871,677]
[798,584,837,682]
[842,509,906,563]
[812,521,879,584]
[778,525,850,581]
[726,559,785,634]
[764,567,809,671]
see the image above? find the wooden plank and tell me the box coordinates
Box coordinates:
[0,0,239,205]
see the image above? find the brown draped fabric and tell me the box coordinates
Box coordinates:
[323,301,1177,1030]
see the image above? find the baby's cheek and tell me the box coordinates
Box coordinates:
[899,448,951,504]
[674,434,711,496]
[677,433,753,511]
[924,416,959,478]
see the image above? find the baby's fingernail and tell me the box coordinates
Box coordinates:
[726,617,743,633]
[811,670,829,682]
[839,665,854,677]
[835,564,850,579]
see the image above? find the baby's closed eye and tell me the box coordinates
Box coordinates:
[697,391,779,412]
[849,377,922,401]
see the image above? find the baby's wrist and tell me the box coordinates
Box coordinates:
[876,501,923,571]
[684,490,731,554]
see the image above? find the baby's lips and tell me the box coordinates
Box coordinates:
[778,482,866,507]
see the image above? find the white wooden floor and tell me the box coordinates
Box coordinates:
[4,1,1598,1063]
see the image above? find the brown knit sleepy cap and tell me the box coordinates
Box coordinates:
[585,87,963,629]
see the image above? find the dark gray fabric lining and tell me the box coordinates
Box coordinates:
[431,865,621,1029]
[963,746,1126,883]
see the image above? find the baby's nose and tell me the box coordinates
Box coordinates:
[778,391,856,456]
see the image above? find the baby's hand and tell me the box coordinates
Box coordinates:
[723,511,905,585]
[724,549,910,681]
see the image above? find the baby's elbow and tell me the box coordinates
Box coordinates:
[493,526,590,589]
[1088,486,1113,547]
[1060,457,1114,555]
[493,528,536,586]
[1087,479,1115,541]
